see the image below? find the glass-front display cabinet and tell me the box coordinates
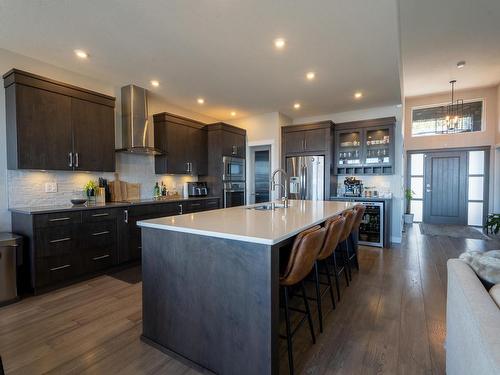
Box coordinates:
[334,117,395,175]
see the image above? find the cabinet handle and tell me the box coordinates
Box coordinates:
[49,237,71,243]
[124,210,129,223]
[186,162,190,173]
[50,264,71,272]
[232,145,237,155]
[92,254,110,261]
[49,217,70,222]
[91,213,110,217]
[75,153,79,168]
[178,204,183,215]
[68,152,73,167]
[191,203,201,207]
[91,231,110,236]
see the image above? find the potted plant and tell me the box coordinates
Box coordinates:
[485,213,500,236]
[83,180,98,202]
[404,188,415,224]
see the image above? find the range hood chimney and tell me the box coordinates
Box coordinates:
[116,84,162,155]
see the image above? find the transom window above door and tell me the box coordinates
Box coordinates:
[411,100,483,136]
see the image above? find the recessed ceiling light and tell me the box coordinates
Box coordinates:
[230,111,236,117]
[354,92,363,99]
[457,60,466,69]
[306,72,315,80]
[150,80,160,87]
[293,103,301,109]
[74,49,88,59]
[197,98,205,104]
[274,38,286,49]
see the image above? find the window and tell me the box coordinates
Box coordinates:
[467,151,486,226]
[411,100,483,136]
[409,153,424,222]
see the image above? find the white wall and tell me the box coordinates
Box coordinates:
[0,48,218,231]
[231,112,291,201]
[294,105,405,243]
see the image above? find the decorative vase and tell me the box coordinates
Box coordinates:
[404,213,414,225]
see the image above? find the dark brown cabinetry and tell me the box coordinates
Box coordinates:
[3,69,116,172]
[334,117,396,175]
[221,127,246,158]
[153,112,207,175]
[12,198,220,293]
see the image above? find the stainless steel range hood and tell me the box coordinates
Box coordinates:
[116,85,163,155]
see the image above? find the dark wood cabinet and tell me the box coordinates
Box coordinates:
[283,126,330,155]
[221,128,246,158]
[153,112,207,175]
[3,69,116,172]
[334,117,396,175]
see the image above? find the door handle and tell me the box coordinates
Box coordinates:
[426,189,432,193]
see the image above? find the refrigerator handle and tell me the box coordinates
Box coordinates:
[301,164,305,199]
[304,164,308,199]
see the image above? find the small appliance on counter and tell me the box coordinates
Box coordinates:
[185,182,209,197]
[343,177,363,197]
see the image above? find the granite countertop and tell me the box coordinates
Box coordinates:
[138,200,355,245]
[9,196,219,215]
[329,196,392,202]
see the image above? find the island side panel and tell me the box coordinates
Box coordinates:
[141,227,280,375]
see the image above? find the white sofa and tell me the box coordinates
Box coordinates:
[446,259,500,375]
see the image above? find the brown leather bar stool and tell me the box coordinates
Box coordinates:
[336,209,356,282]
[312,214,345,333]
[348,204,366,271]
[280,225,326,375]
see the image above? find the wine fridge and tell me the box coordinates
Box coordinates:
[358,202,384,248]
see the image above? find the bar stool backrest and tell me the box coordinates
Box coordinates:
[339,209,356,242]
[317,215,346,260]
[351,204,366,232]
[280,226,326,286]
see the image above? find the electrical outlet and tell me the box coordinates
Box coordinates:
[44,182,58,193]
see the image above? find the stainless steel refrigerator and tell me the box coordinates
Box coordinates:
[286,156,325,200]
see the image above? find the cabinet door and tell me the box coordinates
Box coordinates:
[71,98,115,172]
[14,85,73,170]
[187,126,207,175]
[155,122,190,174]
[234,133,246,158]
[304,129,327,152]
[283,131,304,154]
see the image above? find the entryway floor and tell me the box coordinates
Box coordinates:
[1,226,499,374]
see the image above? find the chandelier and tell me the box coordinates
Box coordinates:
[444,80,464,132]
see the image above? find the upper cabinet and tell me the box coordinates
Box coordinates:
[153,112,207,175]
[282,121,333,155]
[3,69,116,172]
[334,117,396,175]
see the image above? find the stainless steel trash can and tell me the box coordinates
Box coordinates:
[0,233,23,305]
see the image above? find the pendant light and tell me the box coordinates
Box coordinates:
[445,80,464,132]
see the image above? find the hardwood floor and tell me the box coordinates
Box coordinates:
[1,226,499,374]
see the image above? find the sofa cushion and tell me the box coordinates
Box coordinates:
[459,250,500,286]
[490,284,500,309]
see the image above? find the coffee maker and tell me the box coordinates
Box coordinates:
[344,177,363,197]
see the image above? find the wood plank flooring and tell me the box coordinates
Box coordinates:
[1,226,499,375]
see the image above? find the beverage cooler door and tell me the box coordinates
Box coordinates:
[358,202,384,247]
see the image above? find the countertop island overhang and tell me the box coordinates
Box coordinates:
[137,200,355,374]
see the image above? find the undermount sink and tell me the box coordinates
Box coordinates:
[248,203,286,211]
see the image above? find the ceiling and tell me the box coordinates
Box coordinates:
[399,0,500,97]
[0,0,402,120]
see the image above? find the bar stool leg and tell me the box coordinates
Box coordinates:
[343,240,353,281]
[283,287,294,375]
[314,262,323,333]
[331,254,342,301]
[350,232,360,271]
[301,281,316,344]
[323,261,336,310]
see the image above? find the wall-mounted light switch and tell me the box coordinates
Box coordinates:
[44,182,58,193]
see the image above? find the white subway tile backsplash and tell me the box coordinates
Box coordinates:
[8,153,197,208]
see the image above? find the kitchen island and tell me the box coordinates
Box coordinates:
[137,200,354,374]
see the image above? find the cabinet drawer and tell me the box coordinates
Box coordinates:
[34,211,82,228]
[35,254,78,287]
[82,209,118,223]
[82,221,117,249]
[204,199,220,210]
[35,226,78,258]
[186,200,204,212]
[82,247,114,273]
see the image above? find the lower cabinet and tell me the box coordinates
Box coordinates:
[12,198,220,293]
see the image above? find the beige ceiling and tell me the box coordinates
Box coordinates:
[0,0,402,120]
[399,0,500,97]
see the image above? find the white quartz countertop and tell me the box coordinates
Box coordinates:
[137,200,355,245]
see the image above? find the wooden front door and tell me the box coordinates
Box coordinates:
[423,151,468,224]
